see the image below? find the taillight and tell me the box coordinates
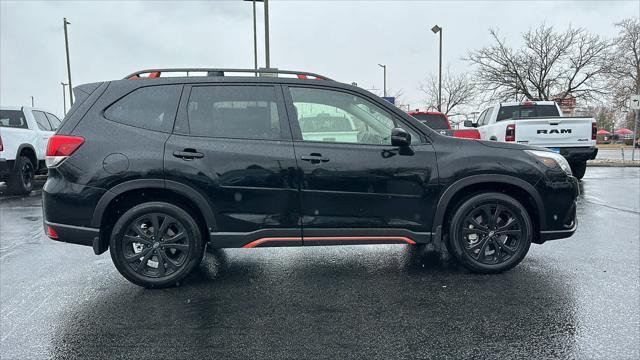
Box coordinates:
[0,135,3,152]
[46,135,84,168]
[505,124,516,142]
[46,225,59,239]
[592,122,597,140]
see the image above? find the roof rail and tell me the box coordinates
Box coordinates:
[124,68,333,81]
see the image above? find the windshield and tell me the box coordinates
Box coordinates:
[496,105,560,121]
[0,110,28,129]
[411,113,449,129]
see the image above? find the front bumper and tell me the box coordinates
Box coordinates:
[556,146,598,163]
[534,173,579,243]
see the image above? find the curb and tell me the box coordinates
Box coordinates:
[588,160,640,167]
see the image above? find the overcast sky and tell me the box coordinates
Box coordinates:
[1,0,638,118]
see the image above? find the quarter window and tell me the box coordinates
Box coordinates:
[289,87,404,145]
[104,85,182,132]
[187,86,282,140]
[33,111,52,131]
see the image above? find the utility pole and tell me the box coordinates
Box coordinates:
[63,18,74,105]
[378,64,387,97]
[61,82,68,116]
[252,0,258,74]
[431,25,443,112]
[30,96,34,107]
[264,0,270,68]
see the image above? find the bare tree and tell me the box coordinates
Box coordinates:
[606,18,640,110]
[419,68,476,115]
[467,24,610,102]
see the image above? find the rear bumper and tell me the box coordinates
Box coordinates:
[0,158,11,181]
[44,221,101,252]
[556,146,598,163]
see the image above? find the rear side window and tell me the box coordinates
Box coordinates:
[33,111,53,131]
[411,113,449,129]
[0,110,28,129]
[45,113,61,130]
[496,105,560,121]
[104,85,182,132]
[187,85,282,140]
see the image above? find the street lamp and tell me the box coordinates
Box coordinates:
[63,18,74,105]
[61,82,68,116]
[244,0,263,74]
[378,64,387,97]
[431,24,442,112]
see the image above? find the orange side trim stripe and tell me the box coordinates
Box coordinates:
[242,237,302,248]
[242,236,416,248]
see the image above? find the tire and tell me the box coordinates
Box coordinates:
[570,161,587,180]
[6,156,34,195]
[109,202,205,288]
[447,192,532,274]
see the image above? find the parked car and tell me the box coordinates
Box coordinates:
[465,101,597,179]
[0,106,61,194]
[408,110,480,139]
[43,68,579,287]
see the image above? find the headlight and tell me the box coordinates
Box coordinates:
[525,150,572,175]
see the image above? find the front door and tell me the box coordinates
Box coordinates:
[283,85,439,244]
[164,84,301,248]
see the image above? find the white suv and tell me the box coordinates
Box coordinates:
[0,106,61,194]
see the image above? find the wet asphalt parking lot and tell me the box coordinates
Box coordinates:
[1,167,639,360]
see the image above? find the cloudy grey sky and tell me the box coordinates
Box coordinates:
[1,0,638,117]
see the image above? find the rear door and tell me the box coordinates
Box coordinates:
[164,83,301,248]
[283,85,439,242]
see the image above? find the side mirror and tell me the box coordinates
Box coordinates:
[464,120,477,128]
[391,127,411,147]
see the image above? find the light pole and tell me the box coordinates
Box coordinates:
[264,0,270,68]
[61,82,68,116]
[378,64,387,97]
[30,96,34,107]
[244,0,262,74]
[431,24,442,112]
[63,18,74,105]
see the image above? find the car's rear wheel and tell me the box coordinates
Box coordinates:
[110,202,204,288]
[6,156,34,195]
[570,161,587,180]
[448,192,532,274]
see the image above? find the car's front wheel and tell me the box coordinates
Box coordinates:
[448,192,532,274]
[110,202,204,288]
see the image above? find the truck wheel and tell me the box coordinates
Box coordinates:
[447,192,532,274]
[6,156,34,195]
[109,202,205,288]
[570,162,587,180]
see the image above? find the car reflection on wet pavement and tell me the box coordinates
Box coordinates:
[1,168,638,359]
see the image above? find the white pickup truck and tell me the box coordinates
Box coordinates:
[465,101,597,179]
[0,106,62,194]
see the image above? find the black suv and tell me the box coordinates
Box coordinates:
[43,68,579,287]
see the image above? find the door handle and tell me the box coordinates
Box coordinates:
[300,154,329,164]
[173,149,204,160]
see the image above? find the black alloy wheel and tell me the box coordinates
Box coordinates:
[448,193,532,273]
[110,202,204,288]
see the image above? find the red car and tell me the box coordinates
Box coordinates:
[408,111,480,140]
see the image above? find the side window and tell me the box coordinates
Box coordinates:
[289,87,401,145]
[33,111,52,131]
[475,109,487,126]
[104,85,182,132]
[187,85,282,140]
[483,107,494,125]
[45,113,61,130]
